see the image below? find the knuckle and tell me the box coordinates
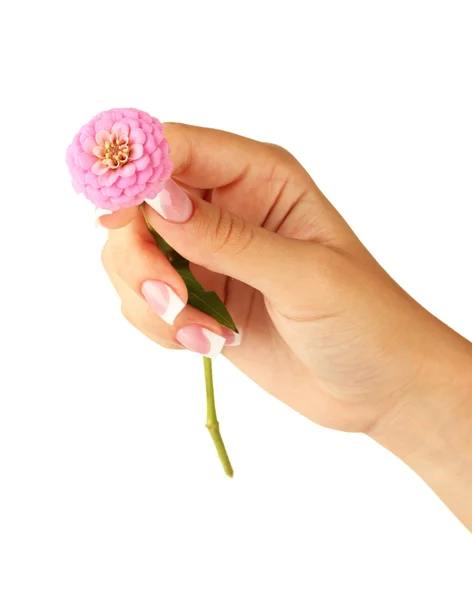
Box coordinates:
[264,142,294,161]
[209,209,253,256]
[162,121,180,132]
[211,207,231,251]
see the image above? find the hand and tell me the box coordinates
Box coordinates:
[99,123,468,431]
[101,123,472,528]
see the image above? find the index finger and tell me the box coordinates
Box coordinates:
[99,122,289,230]
[163,122,266,189]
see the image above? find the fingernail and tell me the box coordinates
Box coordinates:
[222,327,243,347]
[176,325,226,358]
[141,280,186,325]
[146,179,193,223]
[94,207,113,227]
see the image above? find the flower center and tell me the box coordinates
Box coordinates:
[101,133,130,169]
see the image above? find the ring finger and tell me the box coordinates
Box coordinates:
[102,216,231,357]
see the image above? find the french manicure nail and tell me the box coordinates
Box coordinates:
[176,325,226,358]
[222,327,243,347]
[94,207,113,227]
[141,280,186,325]
[146,179,193,223]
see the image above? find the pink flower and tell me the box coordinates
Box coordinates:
[66,108,173,211]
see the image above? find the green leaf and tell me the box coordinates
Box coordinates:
[142,206,238,333]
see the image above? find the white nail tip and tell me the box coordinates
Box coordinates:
[94,207,114,227]
[202,330,226,359]
[161,289,186,325]
[225,328,243,347]
[145,197,168,219]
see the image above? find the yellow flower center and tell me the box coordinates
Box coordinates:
[102,135,130,169]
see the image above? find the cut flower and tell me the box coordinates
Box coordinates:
[67,108,236,478]
[66,108,173,211]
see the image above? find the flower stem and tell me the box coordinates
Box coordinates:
[142,205,235,477]
[203,357,234,478]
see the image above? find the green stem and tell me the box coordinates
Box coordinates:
[203,357,234,478]
[142,205,235,477]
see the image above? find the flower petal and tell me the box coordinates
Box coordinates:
[95,130,112,145]
[79,125,95,145]
[123,109,139,119]
[129,129,146,145]
[124,183,146,197]
[123,118,139,130]
[148,164,164,183]
[91,161,109,175]
[93,146,105,159]
[86,185,115,210]
[110,193,141,208]
[111,110,124,122]
[85,171,100,188]
[73,145,82,166]
[141,122,152,134]
[119,162,136,177]
[136,165,153,185]
[74,166,86,185]
[139,111,153,124]
[102,183,122,198]
[66,149,75,171]
[129,144,143,160]
[144,135,156,154]
[99,169,120,187]
[79,152,96,170]
[161,158,173,180]
[85,185,101,203]
[150,148,162,167]
[145,182,164,199]
[151,124,164,143]
[159,138,170,156]
[82,137,96,155]
[72,179,85,194]
[133,154,151,171]
[117,173,137,188]
[94,117,114,134]
[111,121,130,138]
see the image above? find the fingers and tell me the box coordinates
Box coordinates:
[102,216,238,358]
[98,206,140,229]
[97,123,312,231]
[107,265,233,355]
[109,271,181,350]
[96,182,205,229]
[144,180,317,301]
[103,217,188,325]
[162,122,303,189]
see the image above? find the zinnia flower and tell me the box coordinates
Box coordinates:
[66,108,173,211]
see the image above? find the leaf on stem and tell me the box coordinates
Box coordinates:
[142,205,238,333]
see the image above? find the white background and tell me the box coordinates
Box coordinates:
[1,1,471,598]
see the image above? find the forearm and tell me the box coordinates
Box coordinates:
[370,322,472,530]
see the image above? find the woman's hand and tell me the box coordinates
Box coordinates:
[100,123,471,434]
[100,123,472,528]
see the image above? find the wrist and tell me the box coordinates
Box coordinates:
[369,320,472,529]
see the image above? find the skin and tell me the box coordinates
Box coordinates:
[101,123,472,530]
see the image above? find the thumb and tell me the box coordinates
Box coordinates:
[144,179,316,299]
